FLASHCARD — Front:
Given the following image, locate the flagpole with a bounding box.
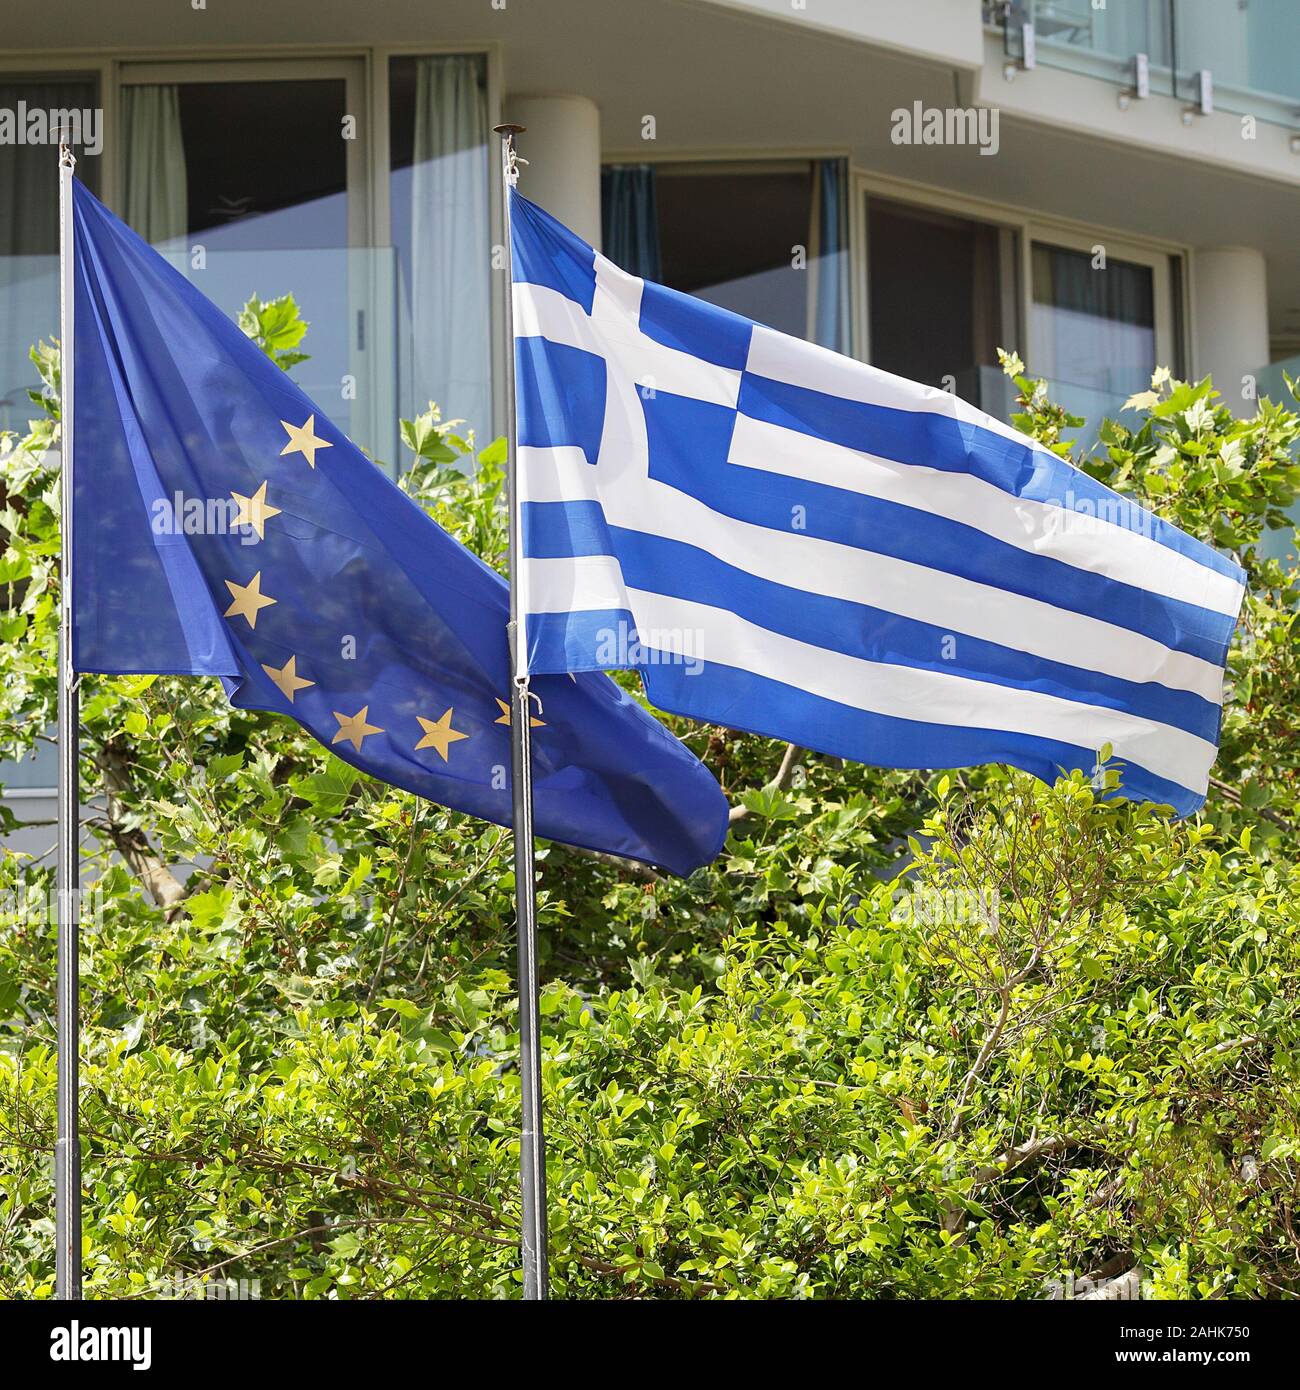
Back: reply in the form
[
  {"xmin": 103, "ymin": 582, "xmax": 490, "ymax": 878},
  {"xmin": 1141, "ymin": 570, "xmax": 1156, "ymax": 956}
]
[
  {"xmin": 495, "ymin": 123, "xmax": 548, "ymax": 1301},
  {"xmin": 54, "ymin": 137, "xmax": 82, "ymax": 1300}
]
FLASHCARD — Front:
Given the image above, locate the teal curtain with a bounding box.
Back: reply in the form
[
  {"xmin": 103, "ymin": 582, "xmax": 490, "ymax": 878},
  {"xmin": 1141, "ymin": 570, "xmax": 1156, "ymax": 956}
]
[
  {"xmin": 601, "ymin": 164, "xmax": 661, "ymax": 280},
  {"xmin": 809, "ymin": 158, "xmax": 850, "ymax": 355}
]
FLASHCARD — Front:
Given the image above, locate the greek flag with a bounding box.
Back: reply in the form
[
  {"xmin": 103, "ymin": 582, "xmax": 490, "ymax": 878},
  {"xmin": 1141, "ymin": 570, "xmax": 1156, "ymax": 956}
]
[{"xmin": 510, "ymin": 192, "xmax": 1246, "ymax": 814}]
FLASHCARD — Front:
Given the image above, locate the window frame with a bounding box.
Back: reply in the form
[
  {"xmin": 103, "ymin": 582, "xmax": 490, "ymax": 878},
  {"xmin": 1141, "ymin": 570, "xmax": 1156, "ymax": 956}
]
[
  {"xmin": 852, "ymin": 168, "xmax": 1187, "ymax": 384},
  {"xmin": 0, "ymin": 44, "xmax": 504, "ymax": 433},
  {"xmin": 117, "ymin": 56, "xmax": 371, "ymax": 247},
  {"xmin": 1024, "ymin": 222, "xmax": 1175, "ymax": 396},
  {"xmin": 0, "ymin": 46, "xmax": 501, "ymax": 795}
]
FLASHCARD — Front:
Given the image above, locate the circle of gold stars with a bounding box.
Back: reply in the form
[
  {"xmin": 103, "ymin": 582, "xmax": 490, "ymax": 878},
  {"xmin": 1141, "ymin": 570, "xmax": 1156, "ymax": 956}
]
[{"xmin": 205, "ymin": 413, "xmax": 547, "ymax": 769}]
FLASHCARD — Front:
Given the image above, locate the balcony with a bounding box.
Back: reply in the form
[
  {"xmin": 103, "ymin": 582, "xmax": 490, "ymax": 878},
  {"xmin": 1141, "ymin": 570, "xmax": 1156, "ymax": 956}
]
[{"xmin": 992, "ymin": 0, "xmax": 1300, "ymax": 129}]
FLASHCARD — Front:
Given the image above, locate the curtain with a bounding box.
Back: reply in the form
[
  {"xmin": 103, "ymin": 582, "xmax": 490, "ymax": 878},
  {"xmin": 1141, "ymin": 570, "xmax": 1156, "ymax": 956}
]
[
  {"xmin": 410, "ymin": 54, "xmax": 490, "ymax": 442},
  {"xmin": 121, "ymin": 85, "xmax": 188, "ymax": 247},
  {"xmin": 0, "ymin": 80, "xmax": 96, "ymax": 433},
  {"xmin": 1031, "ymin": 242, "xmax": 1155, "ymax": 396},
  {"xmin": 601, "ymin": 165, "xmax": 661, "ymax": 281},
  {"xmin": 807, "ymin": 158, "xmax": 850, "ymax": 355}
]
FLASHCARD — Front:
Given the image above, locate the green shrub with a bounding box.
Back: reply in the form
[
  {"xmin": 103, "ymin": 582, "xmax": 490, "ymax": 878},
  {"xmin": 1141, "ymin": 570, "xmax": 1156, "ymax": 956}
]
[{"xmin": 0, "ymin": 325, "xmax": 1296, "ymax": 1299}]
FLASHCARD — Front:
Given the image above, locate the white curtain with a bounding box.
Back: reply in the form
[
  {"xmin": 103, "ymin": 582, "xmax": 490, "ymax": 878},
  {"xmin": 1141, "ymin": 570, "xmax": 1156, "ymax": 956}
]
[
  {"xmin": 121, "ymin": 85, "xmax": 188, "ymax": 248},
  {"xmin": 411, "ymin": 55, "xmax": 491, "ymax": 442}
]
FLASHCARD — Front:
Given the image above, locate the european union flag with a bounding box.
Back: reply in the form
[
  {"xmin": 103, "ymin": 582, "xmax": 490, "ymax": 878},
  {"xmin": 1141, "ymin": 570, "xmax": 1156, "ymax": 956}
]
[{"xmin": 70, "ymin": 181, "xmax": 728, "ymax": 876}]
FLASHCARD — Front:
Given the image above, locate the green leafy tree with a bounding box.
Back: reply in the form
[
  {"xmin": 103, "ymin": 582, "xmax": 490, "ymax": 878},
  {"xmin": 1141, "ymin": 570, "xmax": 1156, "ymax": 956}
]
[{"xmin": 0, "ymin": 317, "xmax": 1295, "ymax": 1299}]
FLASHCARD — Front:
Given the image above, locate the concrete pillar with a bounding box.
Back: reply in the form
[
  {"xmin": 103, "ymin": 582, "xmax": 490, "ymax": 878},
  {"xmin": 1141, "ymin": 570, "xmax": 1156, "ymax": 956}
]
[
  {"xmin": 1192, "ymin": 247, "xmax": 1269, "ymax": 413},
  {"xmin": 505, "ymin": 95, "xmax": 602, "ymax": 250}
]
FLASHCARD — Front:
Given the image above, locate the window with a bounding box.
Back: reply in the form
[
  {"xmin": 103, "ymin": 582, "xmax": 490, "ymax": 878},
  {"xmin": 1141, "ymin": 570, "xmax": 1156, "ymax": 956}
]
[
  {"xmin": 865, "ymin": 197, "xmax": 1017, "ymax": 411},
  {"xmin": 1026, "ymin": 231, "xmax": 1175, "ymax": 437},
  {"xmin": 168, "ymin": 79, "xmax": 350, "ymax": 251},
  {"xmin": 117, "ymin": 61, "xmax": 384, "ymax": 456},
  {"xmin": 658, "ymin": 166, "xmax": 811, "ymax": 337},
  {"xmin": 602, "ymin": 159, "xmax": 852, "ymax": 354},
  {"xmin": 0, "ymin": 74, "xmax": 102, "ymax": 435},
  {"xmin": 1031, "ymin": 242, "xmax": 1156, "ymax": 414},
  {"xmin": 859, "ymin": 180, "xmax": 1181, "ymax": 440}
]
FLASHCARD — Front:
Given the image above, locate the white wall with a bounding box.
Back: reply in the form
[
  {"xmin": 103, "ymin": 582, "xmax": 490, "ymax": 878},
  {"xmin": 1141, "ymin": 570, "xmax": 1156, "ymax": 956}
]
[{"xmin": 505, "ymin": 95, "xmax": 602, "ymax": 249}]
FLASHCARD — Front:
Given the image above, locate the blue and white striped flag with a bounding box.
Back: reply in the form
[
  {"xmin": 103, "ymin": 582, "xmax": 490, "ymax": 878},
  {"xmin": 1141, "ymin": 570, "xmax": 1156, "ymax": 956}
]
[{"xmin": 510, "ymin": 192, "xmax": 1246, "ymax": 814}]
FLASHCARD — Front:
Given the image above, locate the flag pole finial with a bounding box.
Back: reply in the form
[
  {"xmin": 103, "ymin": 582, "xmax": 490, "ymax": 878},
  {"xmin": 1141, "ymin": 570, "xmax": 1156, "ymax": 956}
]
[{"xmin": 493, "ymin": 123, "xmax": 528, "ymax": 189}]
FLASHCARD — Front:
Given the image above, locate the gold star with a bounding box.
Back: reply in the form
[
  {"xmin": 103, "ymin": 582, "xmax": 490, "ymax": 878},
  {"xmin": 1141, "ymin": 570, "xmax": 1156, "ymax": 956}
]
[
  {"xmin": 331, "ymin": 705, "xmax": 384, "ymax": 752},
  {"xmin": 230, "ymin": 481, "xmax": 281, "ymax": 540},
  {"xmin": 223, "ymin": 571, "xmax": 277, "ymax": 629},
  {"xmin": 414, "ymin": 708, "xmax": 469, "ymax": 761},
  {"xmin": 494, "ymin": 696, "xmax": 545, "ymax": 728},
  {"xmin": 261, "ymin": 654, "xmax": 314, "ymax": 703},
  {"xmin": 279, "ymin": 414, "xmax": 332, "ymax": 469}
]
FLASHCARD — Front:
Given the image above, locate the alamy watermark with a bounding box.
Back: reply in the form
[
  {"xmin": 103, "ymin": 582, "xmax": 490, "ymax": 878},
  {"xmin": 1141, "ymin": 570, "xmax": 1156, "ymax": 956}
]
[
  {"xmin": 0, "ymin": 102, "xmax": 103, "ymax": 156},
  {"xmin": 0, "ymin": 887, "xmax": 108, "ymax": 932},
  {"xmin": 891, "ymin": 101, "xmax": 1000, "ymax": 157},
  {"xmin": 151, "ymin": 492, "xmax": 260, "ymax": 545},
  {"xmin": 1041, "ymin": 487, "xmax": 1157, "ymax": 541},
  {"xmin": 593, "ymin": 619, "xmax": 706, "ymax": 676},
  {"xmin": 890, "ymin": 884, "xmax": 1000, "ymax": 929}
]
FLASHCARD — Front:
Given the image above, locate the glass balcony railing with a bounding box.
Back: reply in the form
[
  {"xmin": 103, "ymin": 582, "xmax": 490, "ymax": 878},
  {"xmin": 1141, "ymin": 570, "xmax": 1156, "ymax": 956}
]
[
  {"xmin": 993, "ymin": 0, "xmax": 1300, "ymax": 128},
  {"xmin": 0, "ymin": 246, "xmax": 407, "ymax": 468}
]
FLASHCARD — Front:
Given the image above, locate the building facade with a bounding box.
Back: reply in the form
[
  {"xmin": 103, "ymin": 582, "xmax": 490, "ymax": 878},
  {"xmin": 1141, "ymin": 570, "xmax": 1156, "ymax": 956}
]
[{"xmin": 3, "ymin": 0, "xmax": 1300, "ymax": 809}]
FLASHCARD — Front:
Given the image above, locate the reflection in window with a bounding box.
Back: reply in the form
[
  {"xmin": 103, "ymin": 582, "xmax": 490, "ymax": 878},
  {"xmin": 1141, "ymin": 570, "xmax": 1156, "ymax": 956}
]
[
  {"xmin": 120, "ymin": 78, "xmax": 361, "ymax": 448},
  {"xmin": 1028, "ymin": 0, "xmax": 1172, "ymax": 66},
  {"xmin": 0, "ymin": 76, "xmax": 101, "ymax": 434},
  {"xmin": 867, "ymin": 198, "xmax": 1015, "ymax": 412},
  {"xmin": 608, "ymin": 160, "xmax": 851, "ymax": 355},
  {"xmin": 389, "ymin": 54, "xmax": 492, "ymax": 448},
  {"xmin": 1174, "ymin": 0, "xmax": 1300, "ymax": 106},
  {"xmin": 1031, "ymin": 242, "xmax": 1155, "ymax": 401}
]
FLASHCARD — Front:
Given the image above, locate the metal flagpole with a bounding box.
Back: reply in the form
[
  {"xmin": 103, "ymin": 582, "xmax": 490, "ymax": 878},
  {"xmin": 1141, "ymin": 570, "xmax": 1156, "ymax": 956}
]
[
  {"xmin": 494, "ymin": 123, "xmax": 548, "ymax": 1301},
  {"xmin": 55, "ymin": 136, "xmax": 82, "ymax": 1300}
]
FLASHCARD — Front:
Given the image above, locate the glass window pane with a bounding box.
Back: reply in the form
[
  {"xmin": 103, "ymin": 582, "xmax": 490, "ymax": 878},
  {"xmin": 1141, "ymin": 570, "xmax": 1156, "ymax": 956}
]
[
  {"xmin": 867, "ymin": 197, "xmax": 1009, "ymax": 410},
  {"xmin": 0, "ymin": 76, "xmax": 101, "ymax": 435},
  {"xmin": 655, "ymin": 168, "xmax": 811, "ymax": 338},
  {"xmin": 119, "ymin": 77, "xmax": 366, "ymax": 450},
  {"xmin": 1030, "ymin": 1, "xmax": 1173, "ymax": 67},
  {"xmin": 1031, "ymin": 241, "xmax": 1155, "ymax": 400},
  {"xmin": 173, "ymin": 79, "xmax": 348, "ymax": 250},
  {"xmin": 1174, "ymin": 0, "xmax": 1300, "ymax": 107}
]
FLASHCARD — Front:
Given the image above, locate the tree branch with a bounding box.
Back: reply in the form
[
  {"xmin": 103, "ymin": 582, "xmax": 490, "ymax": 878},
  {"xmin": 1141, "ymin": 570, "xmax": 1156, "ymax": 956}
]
[
  {"xmin": 729, "ymin": 743, "xmax": 804, "ymax": 824},
  {"xmin": 94, "ymin": 744, "xmax": 188, "ymax": 913}
]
